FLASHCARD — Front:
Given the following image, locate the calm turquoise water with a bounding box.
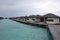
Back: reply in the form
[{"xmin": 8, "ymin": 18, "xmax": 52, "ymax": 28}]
[{"xmin": 0, "ymin": 19, "xmax": 53, "ymax": 40}]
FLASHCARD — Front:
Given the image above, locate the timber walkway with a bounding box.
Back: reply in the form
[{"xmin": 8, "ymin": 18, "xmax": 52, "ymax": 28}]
[{"xmin": 48, "ymin": 25, "xmax": 60, "ymax": 40}]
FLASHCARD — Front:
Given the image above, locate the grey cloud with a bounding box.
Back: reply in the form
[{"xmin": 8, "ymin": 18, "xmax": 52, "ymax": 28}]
[{"xmin": 0, "ymin": 0, "xmax": 60, "ymax": 17}]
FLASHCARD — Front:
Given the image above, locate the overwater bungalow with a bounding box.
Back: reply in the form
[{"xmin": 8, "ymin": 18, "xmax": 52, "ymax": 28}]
[
  {"xmin": 43, "ymin": 13, "xmax": 60, "ymax": 24},
  {"xmin": 26, "ymin": 15, "xmax": 41, "ymax": 23},
  {"xmin": 10, "ymin": 13, "xmax": 60, "ymax": 24},
  {"xmin": 23, "ymin": 13, "xmax": 60, "ymax": 24},
  {"xmin": 9, "ymin": 16, "xmax": 28, "ymax": 21}
]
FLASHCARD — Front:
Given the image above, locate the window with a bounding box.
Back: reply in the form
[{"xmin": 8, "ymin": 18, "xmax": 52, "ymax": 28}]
[
  {"xmin": 47, "ymin": 19, "xmax": 53, "ymax": 22},
  {"xmin": 32, "ymin": 19, "xmax": 35, "ymax": 21},
  {"xmin": 27, "ymin": 18, "xmax": 29, "ymax": 20}
]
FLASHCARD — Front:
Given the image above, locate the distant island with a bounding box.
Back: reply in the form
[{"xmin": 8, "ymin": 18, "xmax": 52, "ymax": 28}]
[{"xmin": 0, "ymin": 17, "xmax": 4, "ymax": 19}]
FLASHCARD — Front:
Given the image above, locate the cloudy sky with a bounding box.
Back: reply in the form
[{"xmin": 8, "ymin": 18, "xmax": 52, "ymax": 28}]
[{"xmin": 0, "ymin": 0, "xmax": 60, "ymax": 17}]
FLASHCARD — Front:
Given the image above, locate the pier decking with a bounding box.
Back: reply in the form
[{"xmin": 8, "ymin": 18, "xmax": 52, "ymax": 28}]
[{"xmin": 48, "ymin": 25, "xmax": 60, "ymax": 40}]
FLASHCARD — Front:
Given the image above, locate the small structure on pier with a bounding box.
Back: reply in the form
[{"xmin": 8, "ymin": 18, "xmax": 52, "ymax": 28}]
[
  {"xmin": 43, "ymin": 13, "xmax": 60, "ymax": 24},
  {"xmin": 9, "ymin": 13, "xmax": 60, "ymax": 24},
  {"xmin": 26, "ymin": 15, "xmax": 41, "ymax": 23}
]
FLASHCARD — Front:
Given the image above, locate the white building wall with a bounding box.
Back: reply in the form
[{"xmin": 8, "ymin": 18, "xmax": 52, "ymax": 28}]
[
  {"xmin": 26, "ymin": 18, "xmax": 36, "ymax": 23},
  {"xmin": 46, "ymin": 18, "xmax": 59, "ymax": 24}
]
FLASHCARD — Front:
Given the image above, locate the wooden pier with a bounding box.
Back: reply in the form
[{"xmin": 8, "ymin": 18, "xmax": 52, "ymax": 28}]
[{"xmin": 48, "ymin": 25, "xmax": 60, "ymax": 40}]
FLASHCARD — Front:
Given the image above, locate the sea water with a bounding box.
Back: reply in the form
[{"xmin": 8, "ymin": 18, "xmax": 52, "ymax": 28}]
[{"xmin": 0, "ymin": 19, "xmax": 53, "ymax": 40}]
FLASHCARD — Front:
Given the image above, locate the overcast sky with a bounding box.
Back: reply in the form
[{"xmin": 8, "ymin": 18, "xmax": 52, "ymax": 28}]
[{"xmin": 0, "ymin": 0, "xmax": 60, "ymax": 17}]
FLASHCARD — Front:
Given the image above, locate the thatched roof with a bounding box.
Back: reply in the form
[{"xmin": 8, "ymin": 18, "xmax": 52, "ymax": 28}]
[
  {"xmin": 44, "ymin": 13, "xmax": 60, "ymax": 18},
  {"xmin": 28, "ymin": 15, "xmax": 42, "ymax": 18}
]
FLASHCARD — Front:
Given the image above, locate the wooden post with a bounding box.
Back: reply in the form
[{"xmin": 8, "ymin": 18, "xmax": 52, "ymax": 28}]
[{"xmin": 44, "ymin": 18, "xmax": 46, "ymax": 23}]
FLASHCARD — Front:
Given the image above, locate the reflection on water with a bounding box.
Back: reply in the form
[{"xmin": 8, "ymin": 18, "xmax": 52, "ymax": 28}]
[{"xmin": 0, "ymin": 19, "xmax": 53, "ymax": 40}]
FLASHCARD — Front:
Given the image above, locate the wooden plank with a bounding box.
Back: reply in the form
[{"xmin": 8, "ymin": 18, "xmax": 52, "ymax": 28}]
[{"xmin": 48, "ymin": 25, "xmax": 60, "ymax": 40}]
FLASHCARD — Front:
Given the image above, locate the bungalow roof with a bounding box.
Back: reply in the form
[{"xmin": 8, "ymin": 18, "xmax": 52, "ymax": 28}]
[
  {"xmin": 43, "ymin": 13, "xmax": 60, "ymax": 18},
  {"xmin": 28, "ymin": 15, "xmax": 42, "ymax": 18}
]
